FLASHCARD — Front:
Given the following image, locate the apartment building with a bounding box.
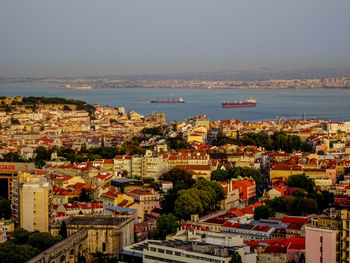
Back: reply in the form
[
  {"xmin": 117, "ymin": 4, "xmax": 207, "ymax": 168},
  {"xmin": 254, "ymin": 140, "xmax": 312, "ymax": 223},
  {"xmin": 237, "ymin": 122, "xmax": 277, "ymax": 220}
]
[
  {"xmin": 142, "ymin": 150, "xmax": 167, "ymax": 179},
  {"xmin": 15, "ymin": 173, "xmax": 53, "ymax": 232},
  {"xmin": 305, "ymin": 209, "xmax": 350, "ymax": 263}
]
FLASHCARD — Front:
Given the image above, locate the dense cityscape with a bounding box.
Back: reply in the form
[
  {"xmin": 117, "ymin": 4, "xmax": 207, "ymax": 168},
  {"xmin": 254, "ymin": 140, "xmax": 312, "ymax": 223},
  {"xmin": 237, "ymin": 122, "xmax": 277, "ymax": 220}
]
[
  {"xmin": 3, "ymin": 76, "xmax": 350, "ymax": 90},
  {"xmin": 1, "ymin": 0, "xmax": 350, "ymax": 262},
  {"xmin": 0, "ymin": 95, "xmax": 349, "ymax": 262}
]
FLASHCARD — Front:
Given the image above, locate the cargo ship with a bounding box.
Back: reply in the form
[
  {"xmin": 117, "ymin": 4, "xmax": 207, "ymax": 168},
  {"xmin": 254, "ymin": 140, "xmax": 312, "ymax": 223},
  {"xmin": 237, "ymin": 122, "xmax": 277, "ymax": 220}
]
[
  {"xmin": 150, "ymin": 97, "xmax": 185, "ymax": 103},
  {"xmin": 222, "ymin": 98, "xmax": 257, "ymax": 108}
]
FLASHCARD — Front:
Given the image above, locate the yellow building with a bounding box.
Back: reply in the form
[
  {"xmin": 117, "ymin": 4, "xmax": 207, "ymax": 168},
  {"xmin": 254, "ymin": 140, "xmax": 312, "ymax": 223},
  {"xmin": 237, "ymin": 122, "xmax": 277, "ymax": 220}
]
[
  {"xmin": 187, "ymin": 133, "xmax": 204, "ymax": 143},
  {"xmin": 19, "ymin": 174, "xmax": 53, "ymax": 232},
  {"xmin": 336, "ymin": 164, "xmax": 344, "ymax": 176},
  {"xmin": 269, "ymin": 163, "xmax": 303, "ymax": 181}
]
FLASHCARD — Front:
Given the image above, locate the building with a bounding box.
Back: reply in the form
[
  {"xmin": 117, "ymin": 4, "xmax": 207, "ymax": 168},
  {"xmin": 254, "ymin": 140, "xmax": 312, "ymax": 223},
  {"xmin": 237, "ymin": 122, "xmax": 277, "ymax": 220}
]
[
  {"xmin": 142, "ymin": 150, "xmax": 167, "ymax": 179},
  {"xmin": 231, "ymin": 179, "xmax": 256, "ymax": 204},
  {"xmin": 114, "ymin": 155, "xmax": 132, "ymax": 175},
  {"xmin": 51, "ymin": 214, "xmax": 135, "ymax": 260},
  {"xmin": 218, "ymin": 181, "xmax": 240, "ymax": 209},
  {"xmin": 0, "ymin": 162, "xmax": 35, "ymax": 199},
  {"xmin": 127, "ymin": 188, "xmax": 160, "ymax": 221},
  {"xmin": 221, "ymin": 222, "xmax": 274, "ymax": 241},
  {"xmin": 304, "ymin": 209, "xmax": 350, "ymax": 263},
  {"xmin": 0, "ymin": 219, "xmax": 14, "ymax": 243},
  {"xmin": 121, "ymin": 238, "xmax": 256, "ymax": 263},
  {"xmin": 245, "ymin": 237, "xmax": 305, "ymax": 263},
  {"xmin": 15, "ymin": 173, "xmax": 53, "ymax": 232}
]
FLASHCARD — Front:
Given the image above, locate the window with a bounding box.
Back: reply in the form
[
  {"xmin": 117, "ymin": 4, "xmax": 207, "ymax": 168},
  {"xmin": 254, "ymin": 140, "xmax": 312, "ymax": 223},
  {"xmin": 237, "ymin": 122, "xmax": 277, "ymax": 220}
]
[
  {"xmin": 166, "ymin": 250, "xmax": 172, "ymax": 255},
  {"xmin": 102, "ymin": 242, "xmax": 106, "ymax": 252},
  {"xmin": 175, "ymin": 251, "xmax": 181, "ymax": 256},
  {"xmin": 158, "ymin": 248, "xmax": 164, "ymax": 253}
]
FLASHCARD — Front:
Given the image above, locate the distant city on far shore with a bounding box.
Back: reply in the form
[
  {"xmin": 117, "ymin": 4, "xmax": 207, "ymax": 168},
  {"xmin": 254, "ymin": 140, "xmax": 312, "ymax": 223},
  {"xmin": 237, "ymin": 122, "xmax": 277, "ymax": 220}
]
[{"xmin": 2, "ymin": 68, "xmax": 350, "ymax": 90}]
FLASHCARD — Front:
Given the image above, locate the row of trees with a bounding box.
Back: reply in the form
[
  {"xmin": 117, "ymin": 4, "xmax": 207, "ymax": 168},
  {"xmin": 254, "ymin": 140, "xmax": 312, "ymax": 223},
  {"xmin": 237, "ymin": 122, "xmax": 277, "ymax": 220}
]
[
  {"xmin": 21, "ymin": 97, "xmax": 96, "ymax": 115},
  {"xmin": 33, "ymin": 138, "xmax": 147, "ymax": 167},
  {"xmin": 0, "ymin": 228, "xmax": 63, "ymax": 263},
  {"xmin": 213, "ymin": 131, "xmax": 313, "ymax": 153},
  {"xmin": 211, "ymin": 166, "xmax": 262, "ymax": 185},
  {"xmin": 268, "ymin": 174, "xmax": 334, "ymax": 216}
]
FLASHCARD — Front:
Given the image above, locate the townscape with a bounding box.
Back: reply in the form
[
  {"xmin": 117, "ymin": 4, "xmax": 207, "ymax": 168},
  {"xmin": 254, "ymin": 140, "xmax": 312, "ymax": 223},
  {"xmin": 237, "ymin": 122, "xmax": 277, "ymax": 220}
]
[
  {"xmin": 0, "ymin": 96, "xmax": 349, "ymax": 262},
  {"xmin": 13, "ymin": 76, "xmax": 350, "ymax": 90}
]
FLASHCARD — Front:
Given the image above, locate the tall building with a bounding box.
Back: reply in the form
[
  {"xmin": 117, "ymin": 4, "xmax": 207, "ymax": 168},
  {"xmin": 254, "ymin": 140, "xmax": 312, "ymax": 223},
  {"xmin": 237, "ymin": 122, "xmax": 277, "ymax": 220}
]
[
  {"xmin": 0, "ymin": 162, "xmax": 35, "ymax": 200},
  {"xmin": 12, "ymin": 172, "xmax": 53, "ymax": 232},
  {"xmin": 305, "ymin": 209, "xmax": 350, "ymax": 263}
]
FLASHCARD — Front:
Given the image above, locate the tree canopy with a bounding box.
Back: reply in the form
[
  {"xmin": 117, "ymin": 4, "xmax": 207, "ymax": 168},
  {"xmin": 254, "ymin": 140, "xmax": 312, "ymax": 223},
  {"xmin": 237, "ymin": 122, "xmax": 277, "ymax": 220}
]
[
  {"xmin": 229, "ymin": 251, "xmax": 242, "ymax": 263},
  {"xmin": 213, "ymin": 131, "xmax": 312, "ymax": 153},
  {"xmin": 254, "ymin": 205, "xmax": 275, "ymax": 220},
  {"xmin": 286, "ymin": 174, "xmax": 315, "ymax": 193},
  {"xmin": 173, "ymin": 178, "xmax": 226, "ymax": 219},
  {"xmin": 0, "ymin": 228, "xmax": 63, "ymax": 263},
  {"xmin": 151, "ymin": 214, "xmax": 181, "ymax": 240},
  {"xmin": 166, "ymin": 134, "xmax": 190, "ymax": 150},
  {"xmin": 268, "ymin": 189, "xmax": 334, "ymax": 216},
  {"xmin": 211, "ymin": 166, "xmax": 262, "ymax": 185}
]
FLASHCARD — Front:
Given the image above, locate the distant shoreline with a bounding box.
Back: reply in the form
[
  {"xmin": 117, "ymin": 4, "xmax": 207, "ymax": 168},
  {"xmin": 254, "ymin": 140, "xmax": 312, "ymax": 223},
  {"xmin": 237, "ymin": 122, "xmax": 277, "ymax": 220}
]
[{"xmin": 54, "ymin": 86, "xmax": 350, "ymax": 90}]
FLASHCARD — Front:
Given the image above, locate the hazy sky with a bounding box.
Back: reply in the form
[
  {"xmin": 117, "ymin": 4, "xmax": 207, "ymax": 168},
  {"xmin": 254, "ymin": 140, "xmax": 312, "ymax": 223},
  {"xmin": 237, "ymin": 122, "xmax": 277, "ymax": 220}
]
[{"xmin": 1, "ymin": 0, "xmax": 350, "ymax": 76}]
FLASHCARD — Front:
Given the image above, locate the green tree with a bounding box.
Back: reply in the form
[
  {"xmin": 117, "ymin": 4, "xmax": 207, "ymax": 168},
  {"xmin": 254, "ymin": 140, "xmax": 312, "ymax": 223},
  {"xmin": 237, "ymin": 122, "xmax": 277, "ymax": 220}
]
[
  {"xmin": 161, "ymin": 168, "xmax": 195, "ymax": 190},
  {"xmin": 1, "ymin": 152, "xmax": 25, "ymax": 162},
  {"xmin": 141, "ymin": 127, "xmax": 162, "ymax": 136},
  {"xmin": 79, "ymin": 188, "xmax": 92, "ymax": 202},
  {"xmin": 151, "ymin": 214, "xmax": 181, "ymax": 240},
  {"xmin": 229, "ymin": 251, "xmax": 242, "ymax": 263},
  {"xmin": 0, "ymin": 242, "xmax": 39, "ymax": 263},
  {"xmin": 287, "ymin": 174, "xmax": 315, "ymax": 193},
  {"xmin": 284, "ymin": 195, "xmax": 297, "ymax": 215},
  {"xmin": 59, "ymin": 221, "xmax": 67, "ymax": 238},
  {"xmin": 211, "ymin": 166, "xmax": 262, "ymax": 185},
  {"xmin": 13, "ymin": 228, "xmax": 30, "ymax": 245},
  {"xmin": 254, "ymin": 205, "xmax": 275, "ymax": 220},
  {"xmin": 166, "ymin": 135, "xmax": 190, "ymax": 150},
  {"xmin": 28, "ymin": 232, "xmax": 55, "ymax": 251},
  {"xmin": 268, "ymin": 197, "xmax": 286, "ymax": 213},
  {"xmin": 194, "ymin": 178, "xmax": 226, "ymax": 207},
  {"xmin": 34, "ymin": 146, "xmax": 52, "ymax": 167},
  {"xmin": 174, "ymin": 192, "xmax": 203, "ymax": 219},
  {"xmin": 121, "ymin": 170, "xmax": 128, "ymax": 177}
]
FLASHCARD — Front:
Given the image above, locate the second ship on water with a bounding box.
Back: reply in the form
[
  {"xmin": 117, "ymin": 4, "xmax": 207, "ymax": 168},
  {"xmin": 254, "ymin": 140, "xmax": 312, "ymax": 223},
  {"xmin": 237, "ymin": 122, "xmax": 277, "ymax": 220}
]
[
  {"xmin": 150, "ymin": 97, "xmax": 185, "ymax": 103},
  {"xmin": 222, "ymin": 98, "xmax": 257, "ymax": 108}
]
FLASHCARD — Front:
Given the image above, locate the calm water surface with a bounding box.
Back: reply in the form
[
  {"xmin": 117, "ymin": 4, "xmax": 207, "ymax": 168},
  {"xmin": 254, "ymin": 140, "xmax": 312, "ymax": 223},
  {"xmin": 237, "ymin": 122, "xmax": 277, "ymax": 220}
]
[{"xmin": 0, "ymin": 83, "xmax": 349, "ymax": 122}]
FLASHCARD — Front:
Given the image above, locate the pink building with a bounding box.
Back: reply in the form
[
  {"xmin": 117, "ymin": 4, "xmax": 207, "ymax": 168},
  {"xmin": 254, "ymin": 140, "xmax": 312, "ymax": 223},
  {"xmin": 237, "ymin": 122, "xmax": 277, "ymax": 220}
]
[
  {"xmin": 306, "ymin": 226, "xmax": 337, "ymax": 263},
  {"xmin": 127, "ymin": 188, "xmax": 160, "ymax": 220},
  {"xmin": 326, "ymin": 166, "xmax": 337, "ymax": 183}
]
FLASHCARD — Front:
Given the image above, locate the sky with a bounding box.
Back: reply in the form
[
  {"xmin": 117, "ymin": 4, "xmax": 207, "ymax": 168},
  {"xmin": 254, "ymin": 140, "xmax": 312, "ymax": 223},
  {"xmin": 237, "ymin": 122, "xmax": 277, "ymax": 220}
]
[{"xmin": 0, "ymin": 0, "xmax": 350, "ymax": 76}]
